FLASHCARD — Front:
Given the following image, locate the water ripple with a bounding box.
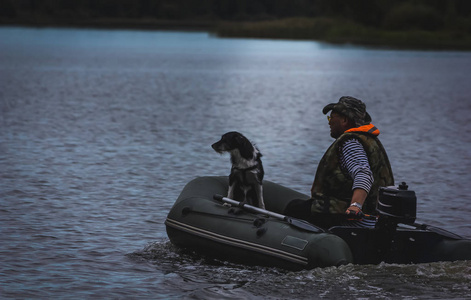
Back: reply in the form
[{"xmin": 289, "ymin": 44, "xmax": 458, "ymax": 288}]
[{"xmin": 1, "ymin": 27, "xmax": 470, "ymax": 299}]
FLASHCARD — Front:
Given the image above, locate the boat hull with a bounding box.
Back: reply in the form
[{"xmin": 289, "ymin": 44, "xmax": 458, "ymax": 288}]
[
  {"xmin": 166, "ymin": 176, "xmax": 471, "ymax": 269},
  {"xmin": 166, "ymin": 176, "xmax": 353, "ymax": 270}
]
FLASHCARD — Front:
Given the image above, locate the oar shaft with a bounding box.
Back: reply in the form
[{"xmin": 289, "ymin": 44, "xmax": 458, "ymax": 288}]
[
  {"xmin": 218, "ymin": 195, "xmax": 287, "ymax": 220},
  {"xmin": 214, "ymin": 194, "xmax": 324, "ymax": 233}
]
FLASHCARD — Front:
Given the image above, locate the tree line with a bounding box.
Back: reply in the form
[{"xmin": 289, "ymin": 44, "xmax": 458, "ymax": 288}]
[{"xmin": 1, "ymin": 0, "xmax": 470, "ymax": 32}]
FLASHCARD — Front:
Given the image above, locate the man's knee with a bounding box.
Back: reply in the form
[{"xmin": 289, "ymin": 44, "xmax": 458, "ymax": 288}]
[{"xmin": 284, "ymin": 198, "xmax": 313, "ymax": 220}]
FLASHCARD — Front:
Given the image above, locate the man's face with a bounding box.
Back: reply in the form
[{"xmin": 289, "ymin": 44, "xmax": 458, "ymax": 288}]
[{"xmin": 328, "ymin": 111, "xmax": 348, "ymax": 139}]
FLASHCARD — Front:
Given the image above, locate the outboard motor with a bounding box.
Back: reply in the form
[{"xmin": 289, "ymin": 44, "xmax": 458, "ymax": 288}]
[
  {"xmin": 376, "ymin": 182, "xmax": 417, "ymax": 227},
  {"xmin": 375, "ymin": 182, "xmax": 417, "ymax": 257}
]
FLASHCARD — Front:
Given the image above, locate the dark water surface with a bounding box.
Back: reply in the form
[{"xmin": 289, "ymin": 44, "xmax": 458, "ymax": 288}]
[{"xmin": 1, "ymin": 27, "xmax": 470, "ymax": 299}]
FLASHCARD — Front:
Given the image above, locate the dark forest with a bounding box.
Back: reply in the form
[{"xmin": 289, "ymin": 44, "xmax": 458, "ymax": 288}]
[{"xmin": 1, "ymin": 0, "xmax": 470, "ymax": 49}]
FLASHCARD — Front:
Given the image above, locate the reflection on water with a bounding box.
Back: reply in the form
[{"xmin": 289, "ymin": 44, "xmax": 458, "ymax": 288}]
[{"xmin": 1, "ymin": 27, "xmax": 470, "ymax": 298}]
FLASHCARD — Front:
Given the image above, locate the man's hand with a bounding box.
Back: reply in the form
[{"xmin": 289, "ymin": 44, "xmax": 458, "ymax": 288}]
[
  {"xmin": 345, "ymin": 205, "xmax": 365, "ymax": 219},
  {"xmin": 345, "ymin": 205, "xmax": 362, "ymax": 214}
]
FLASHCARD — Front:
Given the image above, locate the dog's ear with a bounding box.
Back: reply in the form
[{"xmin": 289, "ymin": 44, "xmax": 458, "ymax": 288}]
[{"xmin": 237, "ymin": 136, "xmax": 255, "ymax": 160}]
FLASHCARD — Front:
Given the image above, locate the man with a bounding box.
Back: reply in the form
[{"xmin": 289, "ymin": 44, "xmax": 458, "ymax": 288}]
[{"xmin": 285, "ymin": 96, "xmax": 394, "ymax": 227}]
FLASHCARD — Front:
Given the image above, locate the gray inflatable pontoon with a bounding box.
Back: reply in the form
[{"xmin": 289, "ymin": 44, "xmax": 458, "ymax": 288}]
[{"xmin": 165, "ymin": 176, "xmax": 471, "ymax": 270}]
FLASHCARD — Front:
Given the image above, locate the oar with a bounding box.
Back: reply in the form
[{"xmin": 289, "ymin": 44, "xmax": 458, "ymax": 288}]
[{"xmin": 213, "ymin": 194, "xmax": 325, "ymax": 233}]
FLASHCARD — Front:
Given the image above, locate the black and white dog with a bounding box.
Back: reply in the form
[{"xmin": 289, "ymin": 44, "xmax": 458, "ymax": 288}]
[{"xmin": 212, "ymin": 132, "xmax": 265, "ymax": 209}]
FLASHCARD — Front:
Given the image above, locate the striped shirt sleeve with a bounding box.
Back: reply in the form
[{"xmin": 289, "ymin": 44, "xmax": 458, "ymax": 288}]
[{"xmin": 339, "ymin": 138, "xmax": 374, "ymax": 193}]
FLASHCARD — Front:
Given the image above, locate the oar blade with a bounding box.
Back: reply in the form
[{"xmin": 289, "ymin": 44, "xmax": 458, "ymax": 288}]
[{"xmin": 286, "ymin": 217, "xmax": 325, "ymax": 233}]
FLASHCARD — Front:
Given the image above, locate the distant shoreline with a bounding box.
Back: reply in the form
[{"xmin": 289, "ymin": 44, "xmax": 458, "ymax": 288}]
[
  {"xmin": 2, "ymin": 17, "xmax": 470, "ymax": 51},
  {"xmin": 0, "ymin": 18, "xmax": 216, "ymax": 32}
]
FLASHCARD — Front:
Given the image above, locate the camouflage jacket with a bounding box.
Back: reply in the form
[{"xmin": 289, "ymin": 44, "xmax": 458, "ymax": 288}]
[{"xmin": 311, "ymin": 124, "xmax": 394, "ymax": 214}]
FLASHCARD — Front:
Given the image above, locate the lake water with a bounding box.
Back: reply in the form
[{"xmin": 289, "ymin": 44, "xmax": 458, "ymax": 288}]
[{"xmin": 1, "ymin": 27, "xmax": 470, "ymax": 299}]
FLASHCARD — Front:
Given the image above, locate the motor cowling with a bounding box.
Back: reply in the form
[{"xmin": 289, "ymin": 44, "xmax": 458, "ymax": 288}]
[{"xmin": 377, "ymin": 182, "xmax": 417, "ymax": 224}]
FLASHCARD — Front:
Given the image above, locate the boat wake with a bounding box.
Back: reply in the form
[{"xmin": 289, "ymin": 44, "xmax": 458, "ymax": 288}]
[{"xmin": 127, "ymin": 239, "xmax": 471, "ymax": 299}]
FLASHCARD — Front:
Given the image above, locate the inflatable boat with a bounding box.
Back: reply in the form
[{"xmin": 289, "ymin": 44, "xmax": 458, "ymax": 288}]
[{"xmin": 165, "ymin": 176, "xmax": 471, "ymax": 270}]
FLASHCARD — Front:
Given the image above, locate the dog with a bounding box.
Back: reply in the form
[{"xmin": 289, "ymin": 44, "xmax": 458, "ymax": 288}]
[{"xmin": 212, "ymin": 131, "xmax": 265, "ymax": 209}]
